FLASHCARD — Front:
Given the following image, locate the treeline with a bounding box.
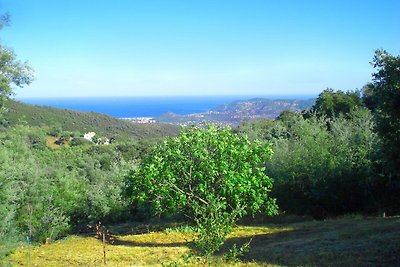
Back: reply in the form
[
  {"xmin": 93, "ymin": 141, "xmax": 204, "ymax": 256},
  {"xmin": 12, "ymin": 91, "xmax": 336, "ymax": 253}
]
[
  {"xmin": 235, "ymin": 82, "xmax": 399, "ymax": 217},
  {"xmin": 236, "ymin": 104, "xmax": 380, "ymax": 217}
]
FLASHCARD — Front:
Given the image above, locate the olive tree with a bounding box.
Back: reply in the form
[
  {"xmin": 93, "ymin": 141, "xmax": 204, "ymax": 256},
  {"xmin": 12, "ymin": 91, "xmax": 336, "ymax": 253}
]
[
  {"xmin": 0, "ymin": 14, "xmax": 34, "ymax": 111},
  {"xmin": 368, "ymin": 49, "xmax": 400, "ymax": 212},
  {"xmin": 127, "ymin": 125, "xmax": 277, "ymax": 255}
]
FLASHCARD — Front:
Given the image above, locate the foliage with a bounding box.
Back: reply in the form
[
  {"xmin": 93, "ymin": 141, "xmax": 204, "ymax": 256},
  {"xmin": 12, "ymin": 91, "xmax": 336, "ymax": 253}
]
[
  {"xmin": 237, "ymin": 108, "xmax": 380, "ymax": 216},
  {"xmin": 70, "ymin": 136, "xmax": 91, "ymax": 146},
  {"xmin": 127, "ymin": 125, "xmax": 277, "ymax": 255},
  {"xmin": 192, "ymin": 196, "xmax": 241, "ymax": 255},
  {"xmin": 368, "ymin": 49, "xmax": 400, "ymax": 212},
  {"xmin": 0, "ymin": 125, "xmax": 135, "ymax": 243},
  {"xmin": 223, "ymin": 239, "xmax": 251, "ymax": 263},
  {"xmin": 115, "ymin": 139, "xmax": 158, "ymax": 162},
  {"xmin": 308, "ymin": 88, "xmax": 364, "ymax": 118},
  {"xmin": 0, "ymin": 15, "xmax": 34, "ymax": 112},
  {"xmin": 361, "ymin": 83, "xmax": 378, "ymax": 111}
]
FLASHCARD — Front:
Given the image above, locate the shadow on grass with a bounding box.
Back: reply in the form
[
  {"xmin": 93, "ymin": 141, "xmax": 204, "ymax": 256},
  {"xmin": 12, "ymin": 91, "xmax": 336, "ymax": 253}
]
[
  {"xmin": 79, "ymin": 220, "xmax": 185, "ymax": 238},
  {"xmin": 108, "ymin": 221, "xmax": 186, "ymax": 235},
  {"xmin": 108, "ymin": 217, "xmax": 400, "ymax": 267},
  {"xmin": 221, "ymin": 217, "xmax": 400, "ymax": 267},
  {"xmin": 112, "ymin": 238, "xmax": 190, "ymax": 248}
]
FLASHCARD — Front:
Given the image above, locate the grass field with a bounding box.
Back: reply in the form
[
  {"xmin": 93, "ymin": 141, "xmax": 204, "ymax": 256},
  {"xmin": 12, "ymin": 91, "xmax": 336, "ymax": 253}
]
[{"xmin": 5, "ymin": 216, "xmax": 400, "ymax": 266}]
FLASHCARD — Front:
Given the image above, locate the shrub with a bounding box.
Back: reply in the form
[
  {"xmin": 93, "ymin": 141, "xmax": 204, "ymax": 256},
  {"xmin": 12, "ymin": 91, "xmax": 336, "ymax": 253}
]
[{"xmin": 127, "ymin": 125, "xmax": 277, "ymax": 255}]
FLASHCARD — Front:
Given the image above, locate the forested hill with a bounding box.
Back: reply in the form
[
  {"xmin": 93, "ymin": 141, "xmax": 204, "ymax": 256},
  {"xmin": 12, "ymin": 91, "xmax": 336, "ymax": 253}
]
[{"xmin": 2, "ymin": 99, "xmax": 180, "ymax": 140}]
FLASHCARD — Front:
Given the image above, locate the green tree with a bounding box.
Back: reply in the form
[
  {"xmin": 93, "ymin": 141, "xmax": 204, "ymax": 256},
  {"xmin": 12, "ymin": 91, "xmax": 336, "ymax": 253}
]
[
  {"xmin": 0, "ymin": 14, "xmax": 34, "ymax": 111},
  {"xmin": 237, "ymin": 109, "xmax": 380, "ymax": 217},
  {"xmin": 369, "ymin": 49, "xmax": 400, "ymax": 212},
  {"xmin": 310, "ymin": 88, "xmax": 364, "ymax": 118},
  {"xmin": 361, "ymin": 83, "xmax": 378, "ymax": 111},
  {"xmin": 127, "ymin": 125, "xmax": 277, "ymax": 255}
]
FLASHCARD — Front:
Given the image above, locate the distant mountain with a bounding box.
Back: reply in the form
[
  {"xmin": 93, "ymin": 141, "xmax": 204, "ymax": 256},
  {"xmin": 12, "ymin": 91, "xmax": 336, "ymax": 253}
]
[
  {"xmin": 156, "ymin": 98, "xmax": 315, "ymax": 125},
  {"xmin": 2, "ymin": 99, "xmax": 180, "ymax": 140},
  {"xmin": 211, "ymin": 98, "xmax": 315, "ymax": 116}
]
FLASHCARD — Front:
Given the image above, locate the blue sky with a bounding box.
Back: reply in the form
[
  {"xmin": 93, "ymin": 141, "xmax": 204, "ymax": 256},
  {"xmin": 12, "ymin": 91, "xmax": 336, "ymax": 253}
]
[{"xmin": 0, "ymin": 0, "xmax": 399, "ymax": 97}]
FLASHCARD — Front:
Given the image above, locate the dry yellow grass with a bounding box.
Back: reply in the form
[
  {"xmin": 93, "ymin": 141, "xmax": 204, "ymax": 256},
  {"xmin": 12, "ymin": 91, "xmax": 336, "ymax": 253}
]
[
  {"xmin": 7, "ymin": 226, "xmax": 287, "ymax": 267},
  {"xmin": 9, "ymin": 233, "xmax": 190, "ymax": 267},
  {"xmin": 6, "ymin": 217, "xmax": 400, "ymax": 266}
]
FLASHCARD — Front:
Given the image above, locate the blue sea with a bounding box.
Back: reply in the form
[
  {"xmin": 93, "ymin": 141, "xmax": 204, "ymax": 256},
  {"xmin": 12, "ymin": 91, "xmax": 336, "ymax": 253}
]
[{"xmin": 16, "ymin": 95, "xmax": 316, "ymax": 118}]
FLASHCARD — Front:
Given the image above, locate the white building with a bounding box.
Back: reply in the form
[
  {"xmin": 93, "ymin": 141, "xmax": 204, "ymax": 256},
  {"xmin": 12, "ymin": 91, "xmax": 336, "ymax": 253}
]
[{"xmin": 83, "ymin": 132, "xmax": 96, "ymax": 141}]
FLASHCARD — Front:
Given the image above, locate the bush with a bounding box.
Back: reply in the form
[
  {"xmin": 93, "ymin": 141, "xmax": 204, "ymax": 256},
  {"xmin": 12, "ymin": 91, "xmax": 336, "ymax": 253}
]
[
  {"xmin": 70, "ymin": 136, "xmax": 91, "ymax": 146},
  {"xmin": 267, "ymin": 109, "xmax": 379, "ymax": 216},
  {"xmin": 127, "ymin": 125, "xmax": 277, "ymax": 255}
]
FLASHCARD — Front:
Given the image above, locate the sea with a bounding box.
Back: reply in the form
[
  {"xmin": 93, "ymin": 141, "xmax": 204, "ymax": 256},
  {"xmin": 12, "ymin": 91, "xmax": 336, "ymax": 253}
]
[{"xmin": 16, "ymin": 95, "xmax": 316, "ymax": 118}]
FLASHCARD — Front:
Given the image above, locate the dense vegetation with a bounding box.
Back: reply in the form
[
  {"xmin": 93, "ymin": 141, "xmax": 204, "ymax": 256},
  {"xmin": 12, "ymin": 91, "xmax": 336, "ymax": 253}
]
[
  {"xmin": 236, "ymin": 107, "xmax": 380, "ymax": 217},
  {"xmin": 0, "ymin": 126, "xmax": 132, "ymax": 242}
]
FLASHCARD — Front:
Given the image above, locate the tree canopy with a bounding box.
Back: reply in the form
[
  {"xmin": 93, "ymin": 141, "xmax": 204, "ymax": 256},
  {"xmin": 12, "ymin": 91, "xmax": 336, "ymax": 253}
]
[
  {"xmin": 368, "ymin": 49, "xmax": 400, "ymax": 211},
  {"xmin": 369, "ymin": 49, "xmax": 400, "ymax": 154},
  {"xmin": 310, "ymin": 88, "xmax": 364, "ymax": 118},
  {"xmin": 0, "ymin": 14, "xmax": 34, "ymax": 111},
  {"xmin": 127, "ymin": 125, "xmax": 277, "ymax": 255}
]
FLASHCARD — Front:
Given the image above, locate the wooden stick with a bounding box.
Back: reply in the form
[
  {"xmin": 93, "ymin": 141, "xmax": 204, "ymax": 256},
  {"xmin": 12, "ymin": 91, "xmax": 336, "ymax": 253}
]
[{"xmin": 103, "ymin": 230, "xmax": 106, "ymax": 265}]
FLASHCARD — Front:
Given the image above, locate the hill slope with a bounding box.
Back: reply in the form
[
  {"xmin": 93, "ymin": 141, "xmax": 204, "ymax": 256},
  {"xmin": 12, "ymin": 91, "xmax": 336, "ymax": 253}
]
[{"xmin": 2, "ymin": 99, "xmax": 180, "ymax": 140}]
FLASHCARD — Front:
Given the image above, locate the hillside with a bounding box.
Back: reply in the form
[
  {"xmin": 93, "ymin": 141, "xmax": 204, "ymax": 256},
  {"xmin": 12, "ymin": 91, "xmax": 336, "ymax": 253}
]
[
  {"xmin": 156, "ymin": 98, "xmax": 315, "ymax": 125},
  {"xmin": 2, "ymin": 99, "xmax": 180, "ymax": 140}
]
